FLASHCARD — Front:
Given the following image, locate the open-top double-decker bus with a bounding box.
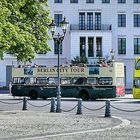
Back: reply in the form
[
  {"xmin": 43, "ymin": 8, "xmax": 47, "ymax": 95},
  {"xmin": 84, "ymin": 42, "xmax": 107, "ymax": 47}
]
[{"xmin": 11, "ymin": 61, "xmax": 125, "ymax": 100}]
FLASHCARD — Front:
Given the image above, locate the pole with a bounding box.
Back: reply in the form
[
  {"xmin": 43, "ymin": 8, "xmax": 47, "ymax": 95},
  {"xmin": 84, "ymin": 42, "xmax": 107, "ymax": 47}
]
[{"xmin": 56, "ymin": 34, "xmax": 62, "ymax": 113}]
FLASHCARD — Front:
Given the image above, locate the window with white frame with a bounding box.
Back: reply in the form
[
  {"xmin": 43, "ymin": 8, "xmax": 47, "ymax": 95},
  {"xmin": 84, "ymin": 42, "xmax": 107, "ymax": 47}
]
[
  {"xmin": 80, "ymin": 37, "xmax": 86, "ymax": 57},
  {"xmin": 96, "ymin": 37, "xmax": 102, "ymax": 57},
  {"xmin": 118, "ymin": 14, "xmax": 126, "ymax": 27},
  {"xmin": 118, "ymin": 0, "xmax": 126, "ymax": 3},
  {"xmin": 118, "ymin": 38, "xmax": 126, "ymax": 54},
  {"xmin": 88, "ymin": 37, "xmax": 94, "ymax": 57},
  {"xmin": 70, "ymin": 0, "xmax": 78, "ymax": 3},
  {"xmin": 54, "ymin": 14, "xmax": 62, "ymax": 26},
  {"xmin": 79, "ymin": 13, "xmax": 85, "ymax": 30},
  {"xmin": 86, "ymin": 0, "xmax": 94, "ymax": 3},
  {"xmin": 134, "ymin": 14, "xmax": 140, "ymax": 27},
  {"xmin": 95, "ymin": 12, "xmax": 101, "ymax": 30},
  {"xmin": 134, "ymin": 38, "xmax": 140, "ymax": 54},
  {"xmin": 54, "ymin": 0, "xmax": 62, "ymax": 3},
  {"xmin": 87, "ymin": 13, "xmax": 93, "ymax": 30},
  {"xmin": 134, "ymin": 0, "xmax": 140, "ymax": 3},
  {"xmin": 102, "ymin": 0, "xmax": 110, "ymax": 3}
]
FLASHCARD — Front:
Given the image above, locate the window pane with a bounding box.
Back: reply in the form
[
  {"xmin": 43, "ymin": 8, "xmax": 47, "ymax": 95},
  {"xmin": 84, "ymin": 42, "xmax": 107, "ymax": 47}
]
[
  {"xmin": 54, "ymin": 0, "xmax": 62, "ymax": 3},
  {"xmin": 95, "ymin": 13, "xmax": 101, "ymax": 30},
  {"xmin": 86, "ymin": 0, "xmax": 94, "ymax": 3},
  {"xmin": 54, "ymin": 14, "xmax": 62, "ymax": 26},
  {"xmin": 134, "ymin": 38, "xmax": 140, "ymax": 54},
  {"xmin": 102, "ymin": 0, "xmax": 110, "ymax": 3},
  {"xmin": 118, "ymin": 0, "xmax": 126, "ymax": 3},
  {"xmin": 135, "ymin": 60, "xmax": 140, "ymax": 70},
  {"xmin": 134, "ymin": 14, "xmax": 140, "ymax": 27},
  {"xmin": 80, "ymin": 37, "xmax": 86, "ymax": 57},
  {"xmin": 98, "ymin": 77, "xmax": 113, "ymax": 85},
  {"xmin": 88, "ymin": 37, "xmax": 94, "ymax": 57},
  {"xmin": 118, "ymin": 14, "xmax": 126, "ymax": 27},
  {"xmin": 70, "ymin": 0, "xmax": 78, "ymax": 3},
  {"xmin": 134, "ymin": 0, "xmax": 140, "ymax": 3},
  {"xmin": 96, "ymin": 37, "xmax": 102, "ymax": 57},
  {"xmin": 118, "ymin": 38, "xmax": 126, "ymax": 54},
  {"xmin": 87, "ymin": 13, "xmax": 93, "ymax": 30},
  {"xmin": 79, "ymin": 13, "xmax": 85, "ymax": 30}
]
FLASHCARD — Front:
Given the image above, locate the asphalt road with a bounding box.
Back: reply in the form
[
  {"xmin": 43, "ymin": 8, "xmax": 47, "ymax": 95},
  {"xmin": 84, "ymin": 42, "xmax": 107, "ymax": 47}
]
[{"xmin": 0, "ymin": 94, "xmax": 140, "ymax": 119}]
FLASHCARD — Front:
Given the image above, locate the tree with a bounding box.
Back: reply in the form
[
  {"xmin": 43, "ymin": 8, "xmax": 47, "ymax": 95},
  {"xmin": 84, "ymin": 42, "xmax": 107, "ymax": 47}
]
[{"xmin": 0, "ymin": 0, "xmax": 51, "ymax": 62}]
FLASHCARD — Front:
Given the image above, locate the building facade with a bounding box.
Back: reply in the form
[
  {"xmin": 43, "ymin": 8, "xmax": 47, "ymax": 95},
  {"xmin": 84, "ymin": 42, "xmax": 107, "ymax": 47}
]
[{"xmin": 0, "ymin": 0, "xmax": 140, "ymax": 89}]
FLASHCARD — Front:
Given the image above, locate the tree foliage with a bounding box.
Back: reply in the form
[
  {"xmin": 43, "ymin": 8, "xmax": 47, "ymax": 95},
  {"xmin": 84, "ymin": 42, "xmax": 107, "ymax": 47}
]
[
  {"xmin": 71, "ymin": 56, "xmax": 88, "ymax": 64},
  {"xmin": 0, "ymin": 0, "xmax": 51, "ymax": 62}
]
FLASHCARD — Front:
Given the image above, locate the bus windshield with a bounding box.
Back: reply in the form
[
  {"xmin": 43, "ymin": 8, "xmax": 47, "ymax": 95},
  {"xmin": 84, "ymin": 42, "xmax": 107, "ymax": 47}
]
[
  {"xmin": 134, "ymin": 78, "xmax": 140, "ymax": 88},
  {"xmin": 135, "ymin": 60, "xmax": 140, "ymax": 70}
]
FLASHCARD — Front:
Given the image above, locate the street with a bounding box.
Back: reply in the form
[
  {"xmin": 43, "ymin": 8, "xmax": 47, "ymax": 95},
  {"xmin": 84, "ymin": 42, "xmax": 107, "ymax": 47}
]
[{"xmin": 0, "ymin": 94, "xmax": 140, "ymax": 119}]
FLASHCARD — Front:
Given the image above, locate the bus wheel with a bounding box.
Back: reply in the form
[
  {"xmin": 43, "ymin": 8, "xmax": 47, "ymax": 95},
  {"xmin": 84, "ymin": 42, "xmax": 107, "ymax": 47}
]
[
  {"xmin": 29, "ymin": 90, "xmax": 38, "ymax": 100},
  {"xmin": 79, "ymin": 90, "xmax": 89, "ymax": 100}
]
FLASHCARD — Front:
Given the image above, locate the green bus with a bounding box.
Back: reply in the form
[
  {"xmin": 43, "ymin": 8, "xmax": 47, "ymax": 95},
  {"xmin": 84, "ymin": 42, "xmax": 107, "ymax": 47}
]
[{"xmin": 11, "ymin": 61, "xmax": 125, "ymax": 100}]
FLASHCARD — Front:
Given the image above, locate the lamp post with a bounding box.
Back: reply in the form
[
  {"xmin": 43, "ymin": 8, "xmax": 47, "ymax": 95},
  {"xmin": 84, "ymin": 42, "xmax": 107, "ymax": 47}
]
[
  {"xmin": 49, "ymin": 17, "xmax": 69, "ymax": 112},
  {"xmin": 110, "ymin": 49, "xmax": 115, "ymax": 61}
]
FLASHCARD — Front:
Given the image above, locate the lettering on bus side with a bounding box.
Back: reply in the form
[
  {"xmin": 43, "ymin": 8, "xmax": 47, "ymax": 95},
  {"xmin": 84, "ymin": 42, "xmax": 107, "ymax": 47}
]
[
  {"xmin": 70, "ymin": 68, "xmax": 85, "ymax": 73},
  {"xmin": 37, "ymin": 68, "xmax": 56, "ymax": 73},
  {"xmin": 36, "ymin": 68, "xmax": 85, "ymax": 74}
]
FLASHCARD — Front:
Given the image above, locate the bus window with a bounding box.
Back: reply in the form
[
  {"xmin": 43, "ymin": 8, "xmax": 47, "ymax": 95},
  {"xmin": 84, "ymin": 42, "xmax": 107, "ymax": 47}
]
[
  {"xmin": 74, "ymin": 77, "xmax": 87, "ymax": 85},
  {"xmin": 134, "ymin": 78, "xmax": 140, "ymax": 88},
  {"xmin": 135, "ymin": 60, "xmax": 140, "ymax": 70},
  {"xmin": 48, "ymin": 77, "xmax": 58, "ymax": 85},
  {"xmin": 87, "ymin": 77, "xmax": 97, "ymax": 85},
  {"xmin": 61, "ymin": 77, "xmax": 71, "ymax": 85},
  {"xmin": 37, "ymin": 77, "xmax": 49, "ymax": 84},
  {"xmin": 98, "ymin": 77, "xmax": 112, "ymax": 85},
  {"xmin": 25, "ymin": 77, "xmax": 30, "ymax": 84},
  {"xmin": 13, "ymin": 77, "xmax": 21, "ymax": 84},
  {"xmin": 116, "ymin": 77, "xmax": 124, "ymax": 86}
]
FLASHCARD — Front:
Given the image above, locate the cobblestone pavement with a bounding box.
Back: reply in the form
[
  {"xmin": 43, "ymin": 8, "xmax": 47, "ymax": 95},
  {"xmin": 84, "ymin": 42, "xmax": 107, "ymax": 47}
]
[
  {"xmin": 0, "ymin": 110, "xmax": 137, "ymax": 140},
  {"xmin": 0, "ymin": 94, "xmax": 139, "ymax": 140}
]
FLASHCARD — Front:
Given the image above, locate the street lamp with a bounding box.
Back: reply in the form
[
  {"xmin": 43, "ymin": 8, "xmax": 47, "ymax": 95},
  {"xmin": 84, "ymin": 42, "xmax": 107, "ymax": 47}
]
[
  {"xmin": 110, "ymin": 49, "xmax": 115, "ymax": 61},
  {"xmin": 49, "ymin": 17, "xmax": 69, "ymax": 112}
]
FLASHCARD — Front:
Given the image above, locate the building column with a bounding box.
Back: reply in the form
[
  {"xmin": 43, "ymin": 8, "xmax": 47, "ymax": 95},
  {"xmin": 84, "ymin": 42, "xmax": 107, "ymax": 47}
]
[
  {"xmin": 86, "ymin": 37, "xmax": 88, "ymax": 58},
  {"xmin": 94, "ymin": 37, "xmax": 96, "ymax": 57}
]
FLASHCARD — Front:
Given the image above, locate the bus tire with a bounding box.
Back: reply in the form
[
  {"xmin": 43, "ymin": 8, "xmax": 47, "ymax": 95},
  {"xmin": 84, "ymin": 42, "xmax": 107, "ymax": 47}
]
[
  {"xmin": 29, "ymin": 90, "xmax": 38, "ymax": 100},
  {"xmin": 79, "ymin": 90, "xmax": 89, "ymax": 100}
]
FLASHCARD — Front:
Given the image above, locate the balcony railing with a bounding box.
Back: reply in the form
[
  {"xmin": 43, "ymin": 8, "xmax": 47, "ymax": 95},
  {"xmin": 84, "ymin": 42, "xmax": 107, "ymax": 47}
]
[{"xmin": 70, "ymin": 24, "xmax": 112, "ymax": 31}]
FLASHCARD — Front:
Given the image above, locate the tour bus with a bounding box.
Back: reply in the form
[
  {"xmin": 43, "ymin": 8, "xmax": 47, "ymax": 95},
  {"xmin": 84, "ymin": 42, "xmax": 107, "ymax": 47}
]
[
  {"xmin": 133, "ymin": 57, "xmax": 140, "ymax": 99},
  {"xmin": 11, "ymin": 60, "xmax": 125, "ymax": 100}
]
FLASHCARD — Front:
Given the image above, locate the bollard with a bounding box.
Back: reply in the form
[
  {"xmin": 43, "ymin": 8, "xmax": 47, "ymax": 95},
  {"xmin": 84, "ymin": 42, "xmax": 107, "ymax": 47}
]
[
  {"xmin": 76, "ymin": 98, "xmax": 82, "ymax": 115},
  {"xmin": 105, "ymin": 100, "xmax": 111, "ymax": 117},
  {"xmin": 22, "ymin": 97, "xmax": 27, "ymax": 110},
  {"xmin": 50, "ymin": 97, "xmax": 56, "ymax": 112}
]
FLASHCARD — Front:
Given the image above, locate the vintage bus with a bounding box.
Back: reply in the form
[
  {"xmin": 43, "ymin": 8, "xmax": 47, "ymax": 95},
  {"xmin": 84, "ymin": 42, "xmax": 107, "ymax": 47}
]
[
  {"xmin": 133, "ymin": 57, "xmax": 140, "ymax": 99},
  {"xmin": 11, "ymin": 61, "xmax": 125, "ymax": 100}
]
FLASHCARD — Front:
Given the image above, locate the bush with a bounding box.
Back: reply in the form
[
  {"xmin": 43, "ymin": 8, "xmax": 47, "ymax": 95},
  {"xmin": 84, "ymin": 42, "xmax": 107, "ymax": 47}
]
[{"xmin": 71, "ymin": 56, "xmax": 88, "ymax": 64}]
